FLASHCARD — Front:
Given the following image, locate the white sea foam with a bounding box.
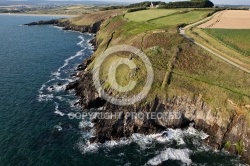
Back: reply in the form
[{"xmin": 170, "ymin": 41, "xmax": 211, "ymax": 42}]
[
  {"xmin": 185, "ymin": 126, "xmax": 209, "ymax": 140},
  {"xmin": 39, "ymin": 78, "xmax": 55, "ymax": 92},
  {"xmin": 78, "ymin": 137, "xmax": 132, "ymax": 154},
  {"xmin": 131, "ymin": 128, "xmax": 186, "ymax": 147},
  {"xmin": 104, "ymin": 138, "xmax": 131, "ymax": 148},
  {"xmin": 56, "ymin": 49, "xmax": 85, "ymax": 76},
  {"xmin": 79, "ymin": 141, "xmax": 100, "ymax": 154},
  {"xmin": 146, "ymin": 148, "xmax": 192, "ymax": 166},
  {"xmin": 38, "ymin": 94, "xmax": 54, "ymax": 102},
  {"xmin": 54, "ymin": 102, "xmax": 65, "ymax": 116},
  {"xmin": 53, "ymin": 84, "xmax": 66, "ymax": 92},
  {"xmin": 54, "ymin": 125, "xmax": 63, "ymax": 131},
  {"xmin": 52, "ymin": 25, "xmax": 63, "ymax": 30},
  {"xmin": 77, "ymin": 36, "xmax": 85, "ymax": 47},
  {"xmin": 37, "ymin": 35, "xmax": 87, "ymax": 101},
  {"xmin": 56, "ymin": 96, "xmax": 63, "ymax": 101},
  {"xmin": 78, "ymin": 126, "xmax": 210, "ymax": 156},
  {"xmin": 79, "ymin": 120, "xmax": 94, "ymax": 129}
]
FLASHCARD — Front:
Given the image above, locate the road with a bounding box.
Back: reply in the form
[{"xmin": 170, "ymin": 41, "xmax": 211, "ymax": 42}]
[{"xmin": 179, "ymin": 12, "xmax": 250, "ymax": 74}]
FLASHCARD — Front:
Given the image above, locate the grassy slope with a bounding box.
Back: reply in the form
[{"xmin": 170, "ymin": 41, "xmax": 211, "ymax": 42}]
[
  {"xmin": 64, "ymin": 9, "xmax": 125, "ymax": 26},
  {"xmin": 203, "ymin": 29, "xmax": 250, "ymax": 56},
  {"xmin": 186, "ymin": 27, "xmax": 250, "ymax": 70},
  {"xmin": 69, "ymin": 8, "xmax": 250, "ymax": 120},
  {"xmin": 149, "ymin": 10, "xmax": 212, "ymax": 26}
]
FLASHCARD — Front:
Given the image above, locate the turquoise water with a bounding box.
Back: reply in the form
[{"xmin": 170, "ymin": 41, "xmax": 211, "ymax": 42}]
[{"xmin": 0, "ymin": 15, "xmax": 246, "ymax": 166}]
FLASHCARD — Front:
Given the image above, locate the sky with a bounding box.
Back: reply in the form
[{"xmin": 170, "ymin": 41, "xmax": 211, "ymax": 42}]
[
  {"xmin": 120, "ymin": 0, "xmax": 250, "ymax": 5},
  {"xmin": 3, "ymin": 0, "xmax": 250, "ymax": 6}
]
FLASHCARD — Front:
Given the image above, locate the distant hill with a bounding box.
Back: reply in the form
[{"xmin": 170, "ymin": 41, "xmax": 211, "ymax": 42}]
[{"xmin": 102, "ymin": 1, "xmax": 214, "ymax": 10}]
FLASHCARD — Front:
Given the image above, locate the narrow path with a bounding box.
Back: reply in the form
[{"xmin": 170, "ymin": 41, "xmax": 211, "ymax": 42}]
[{"xmin": 179, "ymin": 12, "xmax": 250, "ymax": 74}]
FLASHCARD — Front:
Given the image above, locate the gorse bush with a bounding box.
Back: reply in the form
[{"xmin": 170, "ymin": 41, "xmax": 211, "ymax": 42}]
[
  {"xmin": 127, "ymin": 7, "xmax": 147, "ymax": 13},
  {"xmin": 162, "ymin": 0, "xmax": 214, "ymax": 8}
]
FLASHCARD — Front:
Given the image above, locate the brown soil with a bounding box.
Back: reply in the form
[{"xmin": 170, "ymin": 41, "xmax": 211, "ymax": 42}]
[{"xmin": 199, "ymin": 10, "xmax": 250, "ymax": 29}]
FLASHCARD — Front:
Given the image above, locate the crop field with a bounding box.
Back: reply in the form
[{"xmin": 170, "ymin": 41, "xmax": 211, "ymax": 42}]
[
  {"xmin": 149, "ymin": 10, "xmax": 212, "ymax": 26},
  {"xmin": 203, "ymin": 29, "xmax": 250, "ymax": 56},
  {"xmin": 199, "ymin": 10, "xmax": 250, "ymax": 29},
  {"xmin": 124, "ymin": 9, "xmax": 180, "ymax": 22}
]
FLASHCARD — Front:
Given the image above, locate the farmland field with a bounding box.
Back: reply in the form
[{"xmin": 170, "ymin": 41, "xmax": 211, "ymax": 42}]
[
  {"xmin": 199, "ymin": 10, "xmax": 250, "ymax": 29},
  {"xmin": 124, "ymin": 9, "xmax": 180, "ymax": 22},
  {"xmin": 203, "ymin": 29, "xmax": 250, "ymax": 56},
  {"xmin": 149, "ymin": 10, "xmax": 212, "ymax": 26}
]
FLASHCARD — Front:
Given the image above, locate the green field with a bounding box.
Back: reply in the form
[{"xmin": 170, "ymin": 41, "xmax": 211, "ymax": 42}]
[
  {"xmin": 149, "ymin": 10, "xmax": 212, "ymax": 26},
  {"xmin": 66, "ymin": 7, "xmax": 250, "ymax": 111},
  {"xmin": 121, "ymin": 9, "xmax": 213, "ymax": 36},
  {"xmin": 203, "ymin": 29, "xmax": 250, "ymax": 56},
  {"xmin": 124, "ymin": 9, "xmax": 180, "ymax": 22}
]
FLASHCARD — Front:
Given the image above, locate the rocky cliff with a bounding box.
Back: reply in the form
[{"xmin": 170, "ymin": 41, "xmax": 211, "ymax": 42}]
[
  {"xmin": 25, "ymin": 13, "xmax": 250, "ymax": 164},
  {"xmin": 24, "ymin": 19, "xmax": 103, "ymax": 34},
  {"xmin": 71, "ymin": 60, "xmax": 250, "ymax": 163}
]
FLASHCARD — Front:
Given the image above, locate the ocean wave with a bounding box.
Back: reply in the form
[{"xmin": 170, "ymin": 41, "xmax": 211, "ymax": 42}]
[
  {"xmin": 52, "ymin": 25, "xmax": 63, "ymax": 30},
  {"xmin": 77, "ymin": 126, "xmax": 209, "ymax": 155},
  {"xmin": 54, "ymin": 102, "xmax": 65, "ymax": 116},
  {"xmin": 77, "ymin": 36, "xmax": 85, "ymax": 47},
  {"xmin": 38, "ymin": 94, "xmax": 54, "ymax": 102},
  {"xmin": 54, "ymin": 124, "xmax": 63, "ymax": 131},
  {"xmin": 47, "ymin": 84, "xmax": 66, "ymax": 93},
  {"xmin": 78, "ymin": 137, "xmax": 132, "ymax": 154},
  {"xmin": 146, "ymin": 148, "xmax": 192, "ymax": 166},
  {"xmin": 37, "ymin": 34, "xmax": 89, "ymax": 103},
  {"xmin": 79, "ymin": 120, "xmax": 94, "ymax": 129},
  {"xmin": 55, "ymin": 48, "xmax": 85, "ymax": 79}
]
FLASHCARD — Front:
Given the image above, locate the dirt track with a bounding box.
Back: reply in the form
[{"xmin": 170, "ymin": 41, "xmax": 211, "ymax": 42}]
[
  {"xmin": 199, "ymin": 10, "xmax": 250, "ymax": 29},
  {"xmin": 180, "ymin": 12, "xmax": 250, "ymax": 74}
]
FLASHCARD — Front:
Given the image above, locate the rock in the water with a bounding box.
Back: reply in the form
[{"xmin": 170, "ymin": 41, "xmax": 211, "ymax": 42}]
[
  {"xmin": 24, "ymin": 19, "xmax": 58, "ymax": 26},
  {"xmin": 66, "ymin": 81, "xmax": 79, "ymax": 91}
]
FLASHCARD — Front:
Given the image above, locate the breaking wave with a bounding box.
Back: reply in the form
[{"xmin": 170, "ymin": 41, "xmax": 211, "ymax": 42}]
[
  {"xmin": 37, "ymin": 34, "xmax": 94, "ymax": 109},
  {"xmin": 147, "ymin": 148, "xmax": 192, "ymax": 166}
]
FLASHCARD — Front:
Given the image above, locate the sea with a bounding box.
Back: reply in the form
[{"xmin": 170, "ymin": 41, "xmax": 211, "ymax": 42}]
[{"xmin": 0, "ymin": 14, "xmax": 247, "ymax": 166}]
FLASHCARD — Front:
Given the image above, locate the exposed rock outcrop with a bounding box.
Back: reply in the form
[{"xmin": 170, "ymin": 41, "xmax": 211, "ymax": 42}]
[
  {"xmin": 57, "ymin": 20, "xmax": 103, "ymax": 34},
  {"xmin": 24, "ymin": 19, "xmax": 103, "ymax": 34},
  {"xmin": 25, "ymin": 15, "xmax": 250, "ymax": 164},
  {"xmin": 72, "ymin": 64, "xmax": 250, "ymax": 164},
  {"xmin": 24, "ymin": 19, "xmax": 58, "ymax": 26}
]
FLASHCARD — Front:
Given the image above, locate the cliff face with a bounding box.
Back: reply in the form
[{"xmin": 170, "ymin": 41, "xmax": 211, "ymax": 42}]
[
  {"xmin": 72, "ymin": 66, "xmax": 250, "ymax": 163},
  {"xmin": 24, "ymin": 19, "xmax": 103, "ymax": 34},
  {"xmin": 57, "ymin": 20, "xmax": 103, "ymax": 34},
  {"xmin": 25, "ymin": 13, "xmax": 250, "ymax": 164},
  {"xmin": 62, "ymin": 20, "xmax": 250, "ymax": 164}
]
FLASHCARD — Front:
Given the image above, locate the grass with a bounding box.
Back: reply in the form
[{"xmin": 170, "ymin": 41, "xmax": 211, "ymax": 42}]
[
  {"xmin": 149, "ymin": 10, "xmax": 212, "ymax": 26},
  {"xmin": 122, "ymin": 9, "xmax": 213, "ymax": 36},
  {"xmin": 174, "ymin": 43, "xmax": 250, "ymax": 98},
  {"xmin": 203, "ymin": 29, "xmax": 250, "ymax": 56},
  {"xmin": 186, "ymin": 27, "xmax": 250, "ymax": 69},
  {"xmin": 124, "ymin": 9, "xmax": 180, "ymax": 22},
  {"xmin": 98, "ymin": 53, "xmax": 148, "ymax": 97},
  {"xmin": 72, "ymin": 8, "xmax": 250, "ymax": 117},
  {"xmin": 121, "ymin": 21, "xmax": 163, "ymax": 36},
  {"xmin": 66, "ymin": 9, "xmax": 125, "ymax": 26},
  {"xmin": 235, "ymin": 140, "xmax": 244, "ymax": 155}
]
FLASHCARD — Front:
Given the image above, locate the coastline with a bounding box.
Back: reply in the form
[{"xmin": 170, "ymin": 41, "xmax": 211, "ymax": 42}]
[
  {"xmin": 24, "ymin": 15, "xmax": 250, "ymax": 164},
  {"xmin": 0, "ymin": 13, "xmax": 78, "ymax": 17}
]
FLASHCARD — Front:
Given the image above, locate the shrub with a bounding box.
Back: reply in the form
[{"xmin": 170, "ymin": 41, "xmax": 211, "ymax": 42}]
[{"xmin": 127, "ymin": 7, "xmax": 147, "ymax": 13}]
